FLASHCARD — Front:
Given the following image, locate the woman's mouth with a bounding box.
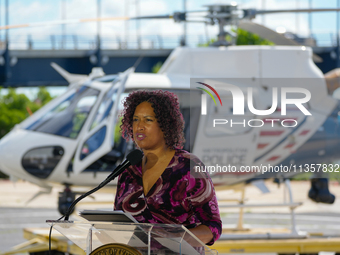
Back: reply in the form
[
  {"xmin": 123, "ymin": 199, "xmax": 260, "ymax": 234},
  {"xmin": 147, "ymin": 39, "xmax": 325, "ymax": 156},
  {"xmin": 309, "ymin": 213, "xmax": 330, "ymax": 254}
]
[{"xmin": 135, "ymin": 133, "xmax": 146, "ymax": 141}]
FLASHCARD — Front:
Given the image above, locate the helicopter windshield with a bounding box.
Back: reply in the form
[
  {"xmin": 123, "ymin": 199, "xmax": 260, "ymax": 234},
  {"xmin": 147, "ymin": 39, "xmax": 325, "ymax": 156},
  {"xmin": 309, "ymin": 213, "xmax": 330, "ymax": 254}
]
[
  {"xmin": 79, "ymin": 89, "xmax": 125, "ymax": 161},
  {"xmin": 24, "ymin": 86, "xmax": 100, "ymax": 138},
  {"xmin": 90, "ymin": 86, "xmax": 118, "ymax": 131}
]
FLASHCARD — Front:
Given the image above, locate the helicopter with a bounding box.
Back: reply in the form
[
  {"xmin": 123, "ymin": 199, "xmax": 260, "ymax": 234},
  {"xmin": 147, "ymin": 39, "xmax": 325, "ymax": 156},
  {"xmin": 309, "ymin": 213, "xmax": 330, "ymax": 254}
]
[{"xmin": 0, "ymin": 3, "xmax": 339, "ymax": 215}]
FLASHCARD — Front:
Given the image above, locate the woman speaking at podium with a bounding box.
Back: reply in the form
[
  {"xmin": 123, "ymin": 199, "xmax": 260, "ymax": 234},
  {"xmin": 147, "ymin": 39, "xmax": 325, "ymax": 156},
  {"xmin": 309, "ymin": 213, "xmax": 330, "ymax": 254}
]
[{"xmin": 114, "ymin": 90, "xmax": 222, "ymax": 245}]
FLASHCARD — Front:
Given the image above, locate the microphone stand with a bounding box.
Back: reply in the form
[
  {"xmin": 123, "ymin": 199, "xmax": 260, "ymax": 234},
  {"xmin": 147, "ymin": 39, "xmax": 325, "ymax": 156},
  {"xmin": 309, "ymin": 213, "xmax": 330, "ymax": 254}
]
[
  {"xmin": 63, "ymin": 167, "xmax": 123, "ymax": 221},
  {"xmin": 47, "ymin": 162, "xmax": 130, "ymax": 254}
]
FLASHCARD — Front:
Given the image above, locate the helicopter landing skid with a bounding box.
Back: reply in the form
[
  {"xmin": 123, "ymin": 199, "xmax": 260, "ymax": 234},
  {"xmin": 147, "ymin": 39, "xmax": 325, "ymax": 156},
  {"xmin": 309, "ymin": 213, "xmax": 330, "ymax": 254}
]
[
  {"xmin": 218, "ymin": 179, "xmax": 307, "ymax": 240},
  {"xmin": 58, "ymin": 184, "xmax": 75, "ymax": 216}
]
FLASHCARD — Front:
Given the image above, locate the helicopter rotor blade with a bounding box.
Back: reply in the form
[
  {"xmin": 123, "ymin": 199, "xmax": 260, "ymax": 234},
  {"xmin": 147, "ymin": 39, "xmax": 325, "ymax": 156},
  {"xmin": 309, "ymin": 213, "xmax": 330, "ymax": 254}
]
[
  {"xmin": 3, "ymin": 7, "xmax": 340, "ymax": 31},
  {"xmin": 0, "ymin": 14, "xmax": 180, "ymax": 31},
  {"xmin": 0, "ymin": 16, "xmax": 130, "ymax": 30},
  {"xmin": 254, "ymin": 8, "xmax": 340, "ymax": 15},
  {"xmin": 238, "ymin": 20, "xmax": 299, "ymax": 46},
  {"xmin": 0, "ymin": 8, "xmax": 212, "ymax": 31},
  {"xmin": 0, "ymin": 4, "xmax": 336, "ymax": 63},
  {"xmin": 130, "ymin": 14, "xmax": 173, "ymax": 20},
  {"xmin": 238, "ymin": 20, "xmax": 323, "ymax": 63}
]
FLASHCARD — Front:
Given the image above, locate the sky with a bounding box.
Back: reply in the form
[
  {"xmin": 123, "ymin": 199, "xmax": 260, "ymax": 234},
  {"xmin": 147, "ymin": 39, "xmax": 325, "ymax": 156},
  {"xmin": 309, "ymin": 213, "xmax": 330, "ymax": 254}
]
[{"xmin": 0, "ymin": 0, "xmax": 339, "ymax": 49}]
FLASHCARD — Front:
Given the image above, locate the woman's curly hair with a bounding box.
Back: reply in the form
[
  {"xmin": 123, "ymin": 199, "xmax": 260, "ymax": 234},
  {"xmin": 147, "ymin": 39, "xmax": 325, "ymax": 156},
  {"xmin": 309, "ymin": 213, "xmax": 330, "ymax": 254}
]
[{"xmin": 120, "ymin": 90, "xmax": 185, "ymax": 149}]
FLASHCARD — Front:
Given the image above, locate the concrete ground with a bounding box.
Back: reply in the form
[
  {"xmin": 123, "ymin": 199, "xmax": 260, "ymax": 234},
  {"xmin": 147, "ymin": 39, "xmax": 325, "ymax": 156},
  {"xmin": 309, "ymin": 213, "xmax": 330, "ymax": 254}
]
[{"xmin": 0, "ymin": 179, "xmax": 339, "ymax": 254}]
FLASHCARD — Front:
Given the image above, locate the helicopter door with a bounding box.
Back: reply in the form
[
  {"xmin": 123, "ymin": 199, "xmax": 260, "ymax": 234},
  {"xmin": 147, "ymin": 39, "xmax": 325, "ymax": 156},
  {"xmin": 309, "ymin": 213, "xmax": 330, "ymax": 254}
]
[
  {"xmin": 72, "ymin": 68, "xmax": 134, "ymax": 174},
  {"xmin": 191, "ymin": 85, "xmax": 258, "ymax": 183}
]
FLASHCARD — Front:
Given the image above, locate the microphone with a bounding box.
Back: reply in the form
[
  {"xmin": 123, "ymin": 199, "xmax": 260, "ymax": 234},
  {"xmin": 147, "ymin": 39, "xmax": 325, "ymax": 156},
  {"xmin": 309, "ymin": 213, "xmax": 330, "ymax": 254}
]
[
  {"xmin": 64, "ymin": 149, "xmax": 143, "ymax": 220},
  {"xmin": 103, "ymin": 149, "xmax": 143, "ymax": 184}
]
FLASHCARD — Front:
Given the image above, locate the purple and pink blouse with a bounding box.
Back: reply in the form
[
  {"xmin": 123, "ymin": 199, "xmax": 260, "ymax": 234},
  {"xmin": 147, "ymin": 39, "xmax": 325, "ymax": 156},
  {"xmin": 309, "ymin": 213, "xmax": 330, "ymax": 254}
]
[{"xmin": 114, "ymin": 149, "xmax": 222, "ymax": 245}]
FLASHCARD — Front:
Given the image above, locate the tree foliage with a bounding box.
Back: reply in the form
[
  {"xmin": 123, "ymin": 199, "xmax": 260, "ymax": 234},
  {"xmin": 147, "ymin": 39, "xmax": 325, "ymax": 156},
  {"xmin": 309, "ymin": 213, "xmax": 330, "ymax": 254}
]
[
  {"xmin": 198, "ymin": 28, "xmax": 274, "ymax": 47},
  {"xmin": 152, "ymin": 61, "xmax": 163, "ymax": 73},
  {"xmin": 0, "ymin": 87, "xmax": 53, "ymax": 139},
  {"xmin": 236, "ymin": 28, "xmax": 274, "ymax": 45}
]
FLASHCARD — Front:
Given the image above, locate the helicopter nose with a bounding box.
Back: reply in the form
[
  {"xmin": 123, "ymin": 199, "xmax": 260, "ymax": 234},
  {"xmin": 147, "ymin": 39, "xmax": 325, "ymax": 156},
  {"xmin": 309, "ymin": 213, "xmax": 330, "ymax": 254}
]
[
  {"xmin": 0, "ymin": 129, "xmax": 27, "ymax": 177},
  {"xmin": 0, "ymin": 138, "xmax": 13, "ymax": 176}
]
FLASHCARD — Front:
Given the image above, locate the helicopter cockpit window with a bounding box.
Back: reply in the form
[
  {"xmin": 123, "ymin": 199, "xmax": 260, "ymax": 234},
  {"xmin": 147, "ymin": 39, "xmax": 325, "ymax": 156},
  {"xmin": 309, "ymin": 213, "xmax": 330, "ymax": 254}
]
[
  {"xmin": 80, "ymin": 91, "xmax": 127, "ymax": 162},
  {"xmin": 80, "ymin": 126, "xmax": 106, "ymax": 160},
  {"xmin": 22, "ymin": 146, "xmax": 64, "ymax": 179},
  {"xmin": 90, "ymin": 87, "xmax": 118, "ymax": 130},
  {"xmin": 24, "ymin": 86, "xmax": 99, "ymax": 139}
]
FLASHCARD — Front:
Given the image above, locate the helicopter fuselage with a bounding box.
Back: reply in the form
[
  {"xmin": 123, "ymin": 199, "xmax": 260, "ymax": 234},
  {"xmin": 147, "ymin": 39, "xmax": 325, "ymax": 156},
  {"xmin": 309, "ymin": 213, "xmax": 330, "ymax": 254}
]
[{"xmin": 0, "ymin": 45, "xmax": 338, "ymax": 191}]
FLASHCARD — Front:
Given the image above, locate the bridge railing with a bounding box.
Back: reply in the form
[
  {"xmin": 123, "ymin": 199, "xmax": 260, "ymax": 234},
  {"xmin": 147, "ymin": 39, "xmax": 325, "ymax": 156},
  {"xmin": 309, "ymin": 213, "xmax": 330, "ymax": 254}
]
[
  {"xmin": 0, "ymin": 33, "xmax": 209, "ymax": 50},
  {"xmin": 0, "ymin": 32, "xmax": 336, "ymax": 50}
]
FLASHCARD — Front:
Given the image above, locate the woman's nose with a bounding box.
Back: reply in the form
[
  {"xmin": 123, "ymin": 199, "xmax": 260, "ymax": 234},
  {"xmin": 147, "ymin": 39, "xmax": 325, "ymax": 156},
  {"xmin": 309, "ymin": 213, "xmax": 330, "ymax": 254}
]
[{"xmin": 137, "ymin": 122, "xmax": 144, "ymax": 130}]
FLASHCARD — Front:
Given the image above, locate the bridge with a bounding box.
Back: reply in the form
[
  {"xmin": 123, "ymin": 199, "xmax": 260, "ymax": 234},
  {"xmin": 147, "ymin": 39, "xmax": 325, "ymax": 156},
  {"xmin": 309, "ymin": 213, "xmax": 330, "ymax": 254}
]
[
  {"xmin": 0, "ymin": 33, "xmax": 185, "ymax": 87},
  {"xmin": 0, "ymin": 33, "xmax": 338, "ymax": 87},
  {"xmin": 0, "ymin": 48, "xmax": 172, "ymax": 87}
]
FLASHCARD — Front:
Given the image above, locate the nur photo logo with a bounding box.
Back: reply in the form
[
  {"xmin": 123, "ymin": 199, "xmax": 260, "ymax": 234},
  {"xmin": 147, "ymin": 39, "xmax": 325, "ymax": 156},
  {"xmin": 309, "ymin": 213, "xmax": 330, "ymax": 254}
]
[
  {"xmin": 196, "ymin": 82, "xmax": 222, "ymax": 115},
  {"xmin": 195, "ymin": 79, "xmax": 312, "ymax": 129}
]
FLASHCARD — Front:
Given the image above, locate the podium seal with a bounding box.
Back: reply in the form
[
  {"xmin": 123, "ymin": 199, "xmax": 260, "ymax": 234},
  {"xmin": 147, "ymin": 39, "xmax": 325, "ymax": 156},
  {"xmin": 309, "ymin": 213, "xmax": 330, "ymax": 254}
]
[{"xmin": 90, "ymin": 243, "xmax": 142, "ymax": 255}]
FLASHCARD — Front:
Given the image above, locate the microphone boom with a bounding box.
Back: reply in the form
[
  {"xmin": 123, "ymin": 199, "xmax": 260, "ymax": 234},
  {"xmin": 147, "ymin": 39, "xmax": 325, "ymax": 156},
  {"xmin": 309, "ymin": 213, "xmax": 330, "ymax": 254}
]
[{"xmin": 64, "ymin": 149, "xmax": 143, "ymax": 220}]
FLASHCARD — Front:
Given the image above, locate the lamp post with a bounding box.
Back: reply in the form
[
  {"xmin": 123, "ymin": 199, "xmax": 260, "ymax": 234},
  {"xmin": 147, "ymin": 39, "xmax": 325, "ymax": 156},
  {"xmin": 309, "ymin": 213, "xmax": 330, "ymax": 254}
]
[
  {"xmin": 308, "ymin": 0, "xmax": 312, "ymax": 37},
  {"xmin": 61, "ymin": 0, "xmax": 66, "ymax": 49},
  {"xmin": 96, "ymin": 0, "xmax": 101, "ymax": 67},
  {"xmin": 4, "ymin": 0, "xmax": 10, "ymax": 81},
  {"xmin": 182, "ymin": 0, "xmax": 187, "ymax": 46}
]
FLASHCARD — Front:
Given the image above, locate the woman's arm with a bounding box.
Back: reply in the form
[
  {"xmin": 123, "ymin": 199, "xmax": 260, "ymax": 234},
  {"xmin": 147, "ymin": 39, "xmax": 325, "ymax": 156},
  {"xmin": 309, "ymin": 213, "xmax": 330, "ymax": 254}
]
[
  {"xmin": 189, "ymin": 224, "xmax": 214, "ymax": 244},
  {"xmin": 186, "ymin": 159, "xmax": 222, "ymax": 245}
]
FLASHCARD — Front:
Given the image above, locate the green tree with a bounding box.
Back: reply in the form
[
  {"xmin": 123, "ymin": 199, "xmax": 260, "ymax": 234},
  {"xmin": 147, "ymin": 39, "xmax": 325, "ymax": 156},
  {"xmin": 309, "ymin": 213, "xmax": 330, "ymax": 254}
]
[
  {"xmin": 198, "ymin": 28, "xmax": 274, "ymax": 47},
  {"xmin": 0, "ymin": 88, "xmax": 31, "ymax": 138},
  {"xmin": 36, "ymin": 87, "xmax": 53, "ymax": 105},
  {"xmin": 152, "ymin": 61, "xmax": 163, "ymax": 73},
  {"xmin": 236, "ymin": 28, "xmax": 274, "ymax": 45},
  {"xmin": 0, "ymin": 87, "xmax": 54, "ymax": 138}
]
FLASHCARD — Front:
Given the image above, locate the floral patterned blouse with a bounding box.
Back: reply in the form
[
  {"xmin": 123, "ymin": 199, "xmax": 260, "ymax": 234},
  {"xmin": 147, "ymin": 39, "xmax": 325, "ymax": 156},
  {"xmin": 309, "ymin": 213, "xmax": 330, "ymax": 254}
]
[{"xmin": 114, "ymin": 149, "xmax": 222, "ymax": 245}]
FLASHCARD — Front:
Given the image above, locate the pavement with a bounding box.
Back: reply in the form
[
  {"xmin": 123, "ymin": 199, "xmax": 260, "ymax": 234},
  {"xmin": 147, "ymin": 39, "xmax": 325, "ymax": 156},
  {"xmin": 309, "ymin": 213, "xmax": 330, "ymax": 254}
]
[
  {"xmin": 216, "ymin": 179, "xmax": 340, "ymax": 214},
  {"xmin": 0, "ymin": 179, "xmax": 339, "ymax": 254}
]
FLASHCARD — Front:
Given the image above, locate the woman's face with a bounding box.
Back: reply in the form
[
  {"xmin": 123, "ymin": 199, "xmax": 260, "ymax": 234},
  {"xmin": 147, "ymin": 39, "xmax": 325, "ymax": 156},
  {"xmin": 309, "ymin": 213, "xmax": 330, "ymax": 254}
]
[{"xmin": 132, "ymin": 101, "xmax": 166, "ymax": 151}]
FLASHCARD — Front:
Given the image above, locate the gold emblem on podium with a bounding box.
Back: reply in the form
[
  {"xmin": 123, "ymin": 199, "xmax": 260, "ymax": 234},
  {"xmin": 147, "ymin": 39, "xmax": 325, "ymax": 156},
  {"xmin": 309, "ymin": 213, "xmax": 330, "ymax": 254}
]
[{"xmin": 89, "ymin": 243, "xmax": 142, "ymax": 255}]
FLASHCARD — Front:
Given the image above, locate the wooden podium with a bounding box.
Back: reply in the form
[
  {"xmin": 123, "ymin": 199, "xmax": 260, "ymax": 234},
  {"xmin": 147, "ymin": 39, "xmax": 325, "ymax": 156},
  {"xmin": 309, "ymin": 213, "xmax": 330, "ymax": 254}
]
[{"xmin": 47, "ymin": 220, "xmax": 218, "ymax": 255}]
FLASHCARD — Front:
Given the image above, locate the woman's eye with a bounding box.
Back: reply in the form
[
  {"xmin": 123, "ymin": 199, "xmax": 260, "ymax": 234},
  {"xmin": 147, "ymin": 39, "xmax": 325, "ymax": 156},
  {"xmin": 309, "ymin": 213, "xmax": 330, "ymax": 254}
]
[
  {"xmin": 146, "ymin": 119, "xmax": 153, "ymax": 122},
  {"xmin": 133, "ymin": 118, "xmax": 138, "ymax": 122}
]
